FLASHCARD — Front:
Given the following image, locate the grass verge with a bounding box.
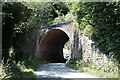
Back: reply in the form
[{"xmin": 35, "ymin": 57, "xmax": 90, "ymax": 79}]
[
  {"xmin": 1, "ymin": 56, "xmax": 47, "ymax": 79},
  {"xmin": 66, "ymin": 60, "xmax": 119, "ymax": 79},
  {"xmin": 20, "ymin": 58, "xmax": 47, "ymax": 78}
]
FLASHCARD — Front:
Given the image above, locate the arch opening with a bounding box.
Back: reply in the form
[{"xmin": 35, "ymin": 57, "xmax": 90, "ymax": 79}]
[
  {"xmin": 39, "ymin": 29, "xmax": 69, "ymax": 63},
  {"xmin": 63, "ymin": 41, "xmax": 71, "ymax": 60}
]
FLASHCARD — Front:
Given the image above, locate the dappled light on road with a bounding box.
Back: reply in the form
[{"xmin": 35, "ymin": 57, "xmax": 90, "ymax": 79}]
[{"xmin": 35, "ymin": 63, "xmax": 98, "ymax": 78}]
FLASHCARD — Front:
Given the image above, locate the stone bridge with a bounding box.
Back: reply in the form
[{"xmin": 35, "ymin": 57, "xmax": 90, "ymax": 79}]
[
  {"xmin": 19, "ymin": 21, "xmax": 111, "ymax": 64},
  {"xmin": 34, "ymin": 22, "xmax": 82, "ymax": 63}
]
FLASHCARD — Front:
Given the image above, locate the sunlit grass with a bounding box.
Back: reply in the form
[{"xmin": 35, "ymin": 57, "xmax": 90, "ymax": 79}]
[
  {"xmin": 84, "ymin": 67, "xmax": 118, "ymax": 78},
  {"xmin": 18, "ymin": 58, "xmax": 47, "ymax": 78},
  {"xmin": 18, "ymin": 64, "xmax": 35, "ymax": 78},
  {"xmin": 1, "ymin": 57, "xmax": 47, "ymax": 79},
  {"xmin": 66, "ymin": 60, "xmax": 119, "ymax": 78}
]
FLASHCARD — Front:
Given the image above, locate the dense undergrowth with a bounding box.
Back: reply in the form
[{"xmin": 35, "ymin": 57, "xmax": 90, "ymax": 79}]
[
  {"xmin": 1, "ymin": 51, "xmax": 47, "ymax": 79},
  {"xmin": 66, "ymin": 60, "xmax": 119, "ymax": 78}
]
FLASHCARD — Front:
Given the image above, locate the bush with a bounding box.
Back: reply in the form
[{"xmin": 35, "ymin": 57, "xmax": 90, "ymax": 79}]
[
  {"xmin": 1, "ymin": 59, "xmax": 22, "ymax": 79},
  {"xmin": 1, "ymin": 54, "xmax": 47, "ymax": 79}
]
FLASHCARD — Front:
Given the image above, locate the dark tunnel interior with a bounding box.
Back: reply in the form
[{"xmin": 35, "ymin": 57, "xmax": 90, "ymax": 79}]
[{"xmin": 39, "ymin": 29, "xmax": 69, "ymax": 63}]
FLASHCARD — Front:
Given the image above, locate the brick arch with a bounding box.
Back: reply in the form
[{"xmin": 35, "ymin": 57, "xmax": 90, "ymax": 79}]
[{"xmin": 39, "ymin": 29, "xmax": 69, "ymax": 63}]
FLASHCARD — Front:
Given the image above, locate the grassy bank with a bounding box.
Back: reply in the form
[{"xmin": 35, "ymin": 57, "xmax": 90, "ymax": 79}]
[
  {"xmin": 1, "ymin": 55, "xmax": 47, "ymax": 79},
  {"xmin": 66, "ymin": 60, "xmax": 119, "ymax": 79},
  {"xmin": 20, "ymin": 58, "xmax": 47, "ymax": 78}
]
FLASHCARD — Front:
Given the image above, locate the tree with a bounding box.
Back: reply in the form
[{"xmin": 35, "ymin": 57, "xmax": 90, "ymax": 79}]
[
  {"xmin": 2, "ymin": 2, "xmax": 31, "ymax": 61},
  {"xmin": 71, "ymin": 2, "xmax": 120, "ymax": 62}
]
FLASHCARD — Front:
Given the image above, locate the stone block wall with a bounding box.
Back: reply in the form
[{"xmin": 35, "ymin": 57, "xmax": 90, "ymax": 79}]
[
  {"xmin": 70, "ymin": 31, "xmax": 113, "ymax": 65},
  {"xmin": 70, "ymin": 30, "xmax": 82, "ymax": 60},
  {"xmin": 80, "ymin": 34, "xmax": 112, "ymax": 64}
]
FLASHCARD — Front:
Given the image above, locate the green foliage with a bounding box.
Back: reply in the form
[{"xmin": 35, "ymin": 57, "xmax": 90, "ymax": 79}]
[
  {"xmin": 66, "ymin": 60, "xmax": 118, "ymax": 78},
  {"xmin": 1, "ymin": 52, "xmax": 47, "ymax": 79},
  {"xmin": 66, "ymin": 60, "xmax": 79, "ymax": 70},
  {"xmin": 64, "ymin": 41, "xmax": 70, "ymax": 50},
  {"xmin": 2, "ymin": 3, "xmax": 31, "ymax": 24},
  {"xmin": 82, "ymin": 25, "xmax": 93, "ymax": 37},
  {"xmin": 70, "ymin": 2, "xmax": 120, "ymax": 62},
  {"xmin": 2, "ymin": 2, "xmax": 32, "ymax": 61},
  {"xmin": 52, "ymin": 2, "xmax": 69, "ymax": 17},
  {"xmin": 22, "ymin": 2, "xmax": 69, "ymax": 29},
  {"xmin": 23, "ymin": 2, "xmax": 55, "ymax": 28},
  {"xmin": 2, "ymin": 2, "xmax": 69, "ymax": 79},
  {"xmin": 1, "ymin": 59, "xmax": 22, "ymax": 79},
  {"xmin": 2, "ymin": 2, "xmax": 69, "ymax": 62},
  {"xmin": 53, "ymin": 13, "xmax": 74, "ymax": 25}
]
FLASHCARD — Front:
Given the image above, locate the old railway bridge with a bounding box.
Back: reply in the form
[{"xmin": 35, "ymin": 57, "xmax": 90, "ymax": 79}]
[{"xmin": 19, "ymin": 21, "xmax": 111, "ymax": 64}]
